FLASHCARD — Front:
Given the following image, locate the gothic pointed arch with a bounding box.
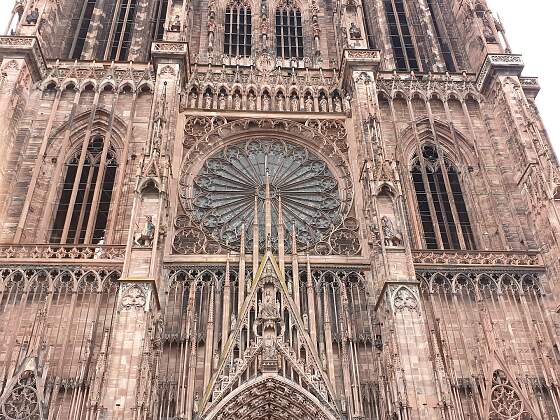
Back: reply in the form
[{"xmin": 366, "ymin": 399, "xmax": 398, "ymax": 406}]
[
  {"xmin": 204, "ymin": 375, "xmax": 339, "ymax": 419},
  {"xmin": 224, "ymin": 0, "xmax": 253, "ymax": 57}
]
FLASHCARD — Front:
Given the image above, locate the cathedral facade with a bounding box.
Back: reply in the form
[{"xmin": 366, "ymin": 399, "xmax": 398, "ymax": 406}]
[{"xmin": 0, "ymin": 0, "xmax": 558, "ymax": 418}]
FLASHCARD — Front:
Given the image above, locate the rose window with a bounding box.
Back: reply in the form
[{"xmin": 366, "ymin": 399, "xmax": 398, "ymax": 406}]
[{"xmin": 188, "ymin": 139, "xmax": 343, "ymax": 252}]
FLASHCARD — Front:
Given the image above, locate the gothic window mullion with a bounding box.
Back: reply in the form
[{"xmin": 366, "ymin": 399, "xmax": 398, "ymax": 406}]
[
  {"xmin": 70, "ymin": 0, "xmax": 98, "ymax": 59},
  {"xmin": 389, "ymin": 0, "xmax": 410, "ymax": 70},
  {"xmin": 411, "ymin": 144, "xmax": 475, "ymax": 250},
  {"xmin": 60, "ymin": 137, "xmax": 95, "ymax": 243},
  {"xmin": 84, "ymin": 136, "xmax": 112, "ymax": 243},
  {"xmin": 426, "ymin": 0, "xmax": 457, "ymax": 72},
  {"xmin": 415, "ymin": 155, "xmax": 445, "ymax": 249},
  {"xmin": 439, "ymin": 158, "xmax": 466, "ymax": 249},
  {"xmin": 73, "ymin": 159, "xmax": 98, "ymax": 244},
  {"xmin": 429, "ymin": 167, "xmax": 454, "ymax": 249}
]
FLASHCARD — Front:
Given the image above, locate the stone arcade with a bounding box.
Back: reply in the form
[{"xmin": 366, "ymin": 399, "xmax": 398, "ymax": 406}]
[{"xmin": 0, "ymin": 0, "xmax": 558, "ymax": 418}]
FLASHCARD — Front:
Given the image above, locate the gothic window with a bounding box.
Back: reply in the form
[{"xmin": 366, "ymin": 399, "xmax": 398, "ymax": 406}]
[
  {"xmin": 383, "ymin": 0, "xmax": 419, "ymax": 71},
  {"xmin": 275, "ymin": 5, "xmax": 304, "ymax": 60},
  {"xmin": 109, "ymin": 0, "xmax": 138, "ymax": 61},
  {"xmin": 411, "ymin": 144, "xmax": 474, "ymax": 250},
  {"xmin": 189, "ymin": 139, "xmax": 342, "ymax": 252},
  {"xmin": 224, "ymin": 3, "xmax": 252, "ymax": 56},
  {"xmin": 426, "ymin": 0, "xmax": 456, "ymax": 72},
  {"xmin": 70, "ymin": 0, "xmax": 98, "ymax": 59},
  {"xmin": 50, "ymin": 135, "xmax": 118, "ymax": 244},
  {"xmin": 153, "ymin": 0, "xmax": 168, "ymax": 41}
]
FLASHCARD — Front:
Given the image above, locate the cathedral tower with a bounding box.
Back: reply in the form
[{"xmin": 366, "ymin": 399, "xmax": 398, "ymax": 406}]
[{"xmin": 0, "ymin": 0, "xmax": 558, "ymax": 418}]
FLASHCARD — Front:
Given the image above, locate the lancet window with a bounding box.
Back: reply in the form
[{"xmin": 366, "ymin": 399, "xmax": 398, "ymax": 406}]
[
  {"xmin": 275, "ymin": 4, "xmax": 304, "ymax": 60},
  {"xmin": 411, "ymin": 144, "xmax": 474, "ymax": 250},
  {"xmin": 50, "ymin": 135, "xmax": 118, "ymax": 245},
  {"xmin": 108, "ymin": 0, "xmax": 138, "ymax": 61},
  {"xmin": 426, "ymin": 0, "xmax": 456, "ymax": 72},
  {"xmin": 70, "ymin": 0, "xmax": 98, "ymax": 59},
  {"xmin": 153, "ymin": 0, "xmax": 168, "ymax": 41},
  {"xmin": 224, "ymin": 2, "xmax": 252, "ymax": 56},
  {"xmin": 383, "ymin": 0, "xmax": 419, "ymax": 71}
]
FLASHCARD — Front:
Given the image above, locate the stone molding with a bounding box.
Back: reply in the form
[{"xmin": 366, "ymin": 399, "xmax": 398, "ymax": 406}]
[
  {"xmin": 0, "ymin": 36, "xmax": 46, "ymax": 81},
  {"xmin": 475, "ymin": 53, "xmax": 524, "ymax": 92},
  {"xmin": 151, "ymin": 41, "xmax": 190, "ymax": 79}
]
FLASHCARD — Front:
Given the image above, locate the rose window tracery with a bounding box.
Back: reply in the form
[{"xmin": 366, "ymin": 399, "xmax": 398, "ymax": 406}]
[{"xmin": 188, "ymin": 139, "xmax": 343, "ymax": 252}]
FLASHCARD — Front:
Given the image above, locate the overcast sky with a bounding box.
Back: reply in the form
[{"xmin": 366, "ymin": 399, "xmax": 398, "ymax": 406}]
[{"xmin": 0, "ymin": 2, "xmax": 558, "ymax": 149}]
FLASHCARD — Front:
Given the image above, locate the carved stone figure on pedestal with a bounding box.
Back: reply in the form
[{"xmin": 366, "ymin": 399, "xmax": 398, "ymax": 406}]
[
  {"xmin": 381, "ymin": 215, "xmax": 402, "ymax": 247},
  {"xmin": 134, "ymin": 216, "xmax": 155, "ymax": 247},
  {"xmin": 25, "ymin": 8, "xmax": 39, "ymax": 25},
  {"xmin": 248, "ymin": 92, "xmax": 256, "ymax": 110},
  {"xmin": 170, "ymin": 15, "xmax": 181, "ymax": 31},
  {"xmin": 349, "ymin": 22, "xmax": 362, "ymax": 39}
]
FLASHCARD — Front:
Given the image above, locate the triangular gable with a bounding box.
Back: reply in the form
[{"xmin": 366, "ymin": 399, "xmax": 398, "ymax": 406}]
[{"xmin": 200, "ymin": 251, "xmax": 339, "ymax": 417}]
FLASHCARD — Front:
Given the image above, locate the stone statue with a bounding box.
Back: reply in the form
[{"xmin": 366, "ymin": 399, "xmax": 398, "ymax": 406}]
[
  {"xmin": 233, "ymin": 93, "xmax": 242, "ymax": 110},
  {"xmin": 26, "ymin": 8, "xmax": 39, "ymax": 25},
  {"xmin": 319, "ymin": 96, "xmax": 328, "ymax": 112},
  {"xmin": 381, "ymin": 215, "xmax": 402, "ymax": 247},
  {"xmin": 204, "ymin": 92, "xmax": 212, "ymax": 109},
  {"xmin": 262, "ymin": 93, "xmax": 271, "ymax": 111},
  {"xmin": 304, "ymin": 95, "xmax": 314, "ymax": 112},
  {"xmin": 230, "ymin": 313, "xmax": 237, "ymax": 330},
  {"xmin": 134, "ymin": 216, "xmax": 155, "ymax": 247},
  {"xmin": 334, "ymin": 96, "xmax": 343, "ymax": 112},
  {"xmin": 290, "ymin": 95, "xmax": 299, "ymax": 112},
  {"xmin": 170, "ymin": 15, "xmax": 181, "ymax": 31},
  {"xmin": 349, "ymin": 22, "xmax": 362, "ymax": 39},
  {"xmin": 276, "ymin": 93, "xmax": 284, "ymax": 111},
  {"xmin": 248, "ymin": 92, "xmax": 256, "ymax": 110},
  {"xmin": 218, "ymin": 92, "xmax": 226, "ymax": 110},
  {"xmin": 189, "ymin": 91, "xmax": 198, "ymax": 108}
]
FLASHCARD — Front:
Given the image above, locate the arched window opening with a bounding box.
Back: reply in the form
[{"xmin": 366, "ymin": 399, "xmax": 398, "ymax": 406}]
[
  {"xmin": 411, "ymin": 144, "xmax": 474, "ymax": 250},
  {"xmin": 109, "ymin": 0, "xmax": 138, "ymax": 61},
  {"xmin": 153, "ymin": 0, "xmax": 168, "ymax": 41},
  {"xmin": 275, "ymin": 6, "xmax": 303, "ymax": 60},
  {"xmin": 51, "ymin": 135, "xmax": 118, "ymax": 245},
  {"xmin": 224, "ymin": 3, "xmax": 252, "ymax": 56},
  {"xmin": 383, "ymin": 0, "xmax": 419, "ymax": 71},
  {"xmin": 426, "ymin": 0, "xmax": 456, "ymax": 72},
  {"xmin": 70, "ymin": 0, "xmax": 98, "ymax": 59}
]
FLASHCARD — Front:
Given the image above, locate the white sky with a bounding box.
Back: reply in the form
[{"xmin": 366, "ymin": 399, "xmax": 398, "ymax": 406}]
[{"xmin": 0, "ymin": 2, "xmax": 558, "ymax": 150}]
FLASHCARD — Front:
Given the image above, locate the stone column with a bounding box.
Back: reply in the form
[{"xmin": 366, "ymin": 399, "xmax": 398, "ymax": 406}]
[
  {"xmin": 0, "ymin": 36, "xmax": 45, "ymax": 237},
  {"xmin": 341, "ymin": 49, "xmax": 441, "ymax": 419},
  {"xmin": 98, "ymin": 41, "xmax": 189, "ymax": 418}
]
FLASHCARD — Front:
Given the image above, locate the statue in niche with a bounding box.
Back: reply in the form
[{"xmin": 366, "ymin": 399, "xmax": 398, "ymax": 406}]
[
  {"xmin": 134, "ymin": 215, "xmax": 155, "ymax": 247},
  {"xmin": 304, "ymin": 95, "xmax": 313, "ymax": 112},
  {"xmin": 290, "ymin": 95, "xmax": 299, "ymax": 112},
  {"xmin": 260, "ymin": 288, "xmax": 279, "ymax": 319},
  {"xmin": 381, "ymin": 215, "xmax": 402, "ymax": 247},
  {"xmin": 312, "ymin": 15, "xmax": 321, "ymax": 39},
  {"xmin": 233, "ymin": 92, "xmax": 242, "ymax": 110},
  {"xmin": 170, "ymin": 15, "xmax": 181, "ymax": 31},
  {"xmin": 333, "ymin": 96, "xmax": 342, "ymax": 112},
  {"xmin": 262, "ymin": 93, "xmax": 271, "ymax": 111},
  {"xmin": 193, "ymin": 392, "xmax": 200, "ymax": 414},
  {"xmin": 482, "ymin": 15, "xmax": 497, "ymax": 42},
  {"xmin": 189, "ymin": 91, "xmax": 198, "ymax": 108},
  {"xmin": 207, "ymin": 18, "xmax": 217, "ymax": 51},
  {"xmin": 26, "ymin": 8, "xmax": 39, "ymax": 25},
  {"xmin": 349, "ymin": 22, "xmax": 362, "ymax": 39},
  {"xmin": 276, "ymin": 93, "xmax": 285, "ymax": 111},
  {"xmin": 319, "ymin": 96, "xmax": 328, "ymax": 112},
  {"xmin": 218, "ymin": 92, "xmax": 226, "ymax": 109},
  {"xmin": 248, "ymin": 92, "xmax": 256, "ymax": 110},
  {"xmin": 204, "ymin": 92, "xmax": 212, "ymax": 109}
]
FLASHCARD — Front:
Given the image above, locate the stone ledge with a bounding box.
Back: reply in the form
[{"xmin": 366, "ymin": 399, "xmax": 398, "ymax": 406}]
[
  {"xmin": 151, "ymin": 41, "xmax": 190, "ymax": 79},
  {"xmin": 476, "ymin": 53, "xmax": 524, "ymax": 92},
  {"xmin": 0, "ymin": 35, "xmax": 46, "ymax": 81}
]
